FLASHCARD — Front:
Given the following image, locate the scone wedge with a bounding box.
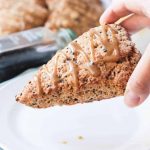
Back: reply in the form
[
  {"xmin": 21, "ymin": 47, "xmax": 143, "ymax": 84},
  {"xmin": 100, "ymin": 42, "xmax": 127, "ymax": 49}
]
[{"xmin": 16, "ymin": 24, "xmax": 141, "ymax": 108}]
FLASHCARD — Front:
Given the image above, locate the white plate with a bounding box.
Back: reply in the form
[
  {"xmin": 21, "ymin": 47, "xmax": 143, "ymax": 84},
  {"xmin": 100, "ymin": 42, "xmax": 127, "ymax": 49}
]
[
  {"xmin": 0, "ymin": 23, "xmax": 150, "ymax": 150},
  {"xmin": 0, "ymin": 70, "xmax": 150, "ymax": 150}
]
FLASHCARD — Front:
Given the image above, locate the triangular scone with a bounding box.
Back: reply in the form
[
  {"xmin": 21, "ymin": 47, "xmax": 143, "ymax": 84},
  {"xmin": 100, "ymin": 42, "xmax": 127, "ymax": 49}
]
[{"xmin": 16, "ymin": 24, "xmax": 141, "ymax": 108}]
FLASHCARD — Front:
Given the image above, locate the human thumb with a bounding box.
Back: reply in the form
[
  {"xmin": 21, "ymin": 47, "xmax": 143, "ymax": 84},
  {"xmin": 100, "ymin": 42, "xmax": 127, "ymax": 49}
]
[{"xmin": 124, "ymin": 43, "xmax": 150, "ymax": 107}]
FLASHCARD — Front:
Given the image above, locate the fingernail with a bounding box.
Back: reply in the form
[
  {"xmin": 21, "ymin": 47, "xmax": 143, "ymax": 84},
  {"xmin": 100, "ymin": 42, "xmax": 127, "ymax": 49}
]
[{"xmin": 124, "ymin": 90, "xmax": 141, "ymax": 107}]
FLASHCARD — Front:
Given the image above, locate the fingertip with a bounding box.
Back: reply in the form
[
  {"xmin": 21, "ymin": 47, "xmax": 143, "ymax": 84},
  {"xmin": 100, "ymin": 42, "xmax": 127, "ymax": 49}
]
[
  {"xmin": 124, "ymin": 87, "xmax": 149, "ymax": 107},
  {"xmin": 124, "ymin": 90, "xmax": 141, "ymax": 107},
  {"xmin": 124, "ymin": 96, "xmax": 141, "ymax": 107},
  {"xmin": 99, "ymin": 16, "xmax": 106, "ymax": 25},
  {"xmin": 99, "ymin": 6, "xmax": 116, "ymax": 24},
  {"xmin": 99, "ymin": 12, "xmax": 109, "ymax": 25}
]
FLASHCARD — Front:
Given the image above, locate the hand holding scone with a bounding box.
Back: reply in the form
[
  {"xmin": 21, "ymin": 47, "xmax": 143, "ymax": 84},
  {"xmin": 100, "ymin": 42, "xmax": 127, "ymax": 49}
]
[{"xmin": 100, "ymin": 0, "xmax": 150, "ymax": 107}]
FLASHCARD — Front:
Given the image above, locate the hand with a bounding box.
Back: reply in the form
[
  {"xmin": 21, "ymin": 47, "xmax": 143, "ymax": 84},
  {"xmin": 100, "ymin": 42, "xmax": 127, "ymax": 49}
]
[{"xmin": 100, "ymin": 0, "xmax": 150, "ymax": 107}]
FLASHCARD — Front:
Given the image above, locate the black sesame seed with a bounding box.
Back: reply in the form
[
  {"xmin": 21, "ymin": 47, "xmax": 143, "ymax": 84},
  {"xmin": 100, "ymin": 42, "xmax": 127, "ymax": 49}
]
[
  {"xmin": 103, "ymin": 48, "xmax": 107, "ymax": 52},
  {"xmin": 47, "ymin": 85, "xmax": 51, "ymax": 88}
]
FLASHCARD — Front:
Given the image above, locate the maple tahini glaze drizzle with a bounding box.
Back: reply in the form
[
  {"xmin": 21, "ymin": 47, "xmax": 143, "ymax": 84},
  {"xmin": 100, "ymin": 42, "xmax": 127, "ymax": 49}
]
[{"xmin": 35, "ymin": 25, "xmax": 120, "ymax": 95}]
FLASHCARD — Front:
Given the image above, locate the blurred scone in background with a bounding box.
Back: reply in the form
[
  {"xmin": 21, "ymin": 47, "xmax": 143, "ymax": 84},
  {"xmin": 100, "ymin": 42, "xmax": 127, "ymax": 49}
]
[
  {"xmin": 0, "ymin": 0, "xmax": 104, "ymax": 36},
  {"xmin": 45, "ymin": 0, "xmax": 103, "ymax": 35},
  {"xmin": 0, "ymin": 0, "xmax": 48, "ymax": 35}
]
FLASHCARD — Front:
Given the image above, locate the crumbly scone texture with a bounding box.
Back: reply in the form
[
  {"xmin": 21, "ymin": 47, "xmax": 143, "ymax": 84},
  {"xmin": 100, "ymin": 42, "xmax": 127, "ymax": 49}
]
[
  {"xmin": 0, "ymin": 0, "xmax": 48, "ymax": 35},
  {"xmin": 16, "ymin": 24, "xmax": 141, "ymax": 108},
  {"xmin": 45, "ymin": 0, "xmax": 103, "ymax": 35}
]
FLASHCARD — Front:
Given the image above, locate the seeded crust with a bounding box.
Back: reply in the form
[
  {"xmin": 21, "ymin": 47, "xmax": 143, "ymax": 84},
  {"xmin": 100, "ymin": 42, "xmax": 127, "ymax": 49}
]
[
  {"xmin": 0, "ymin": 0, "xmax": 48, "ymax": 35},
  {"xmin": 16, "ymin": 24, "xmax": 141, "ymax": 108},
  {"xmin": 45, "ymin": 0, "xmax": 103, "ymax": 35}
]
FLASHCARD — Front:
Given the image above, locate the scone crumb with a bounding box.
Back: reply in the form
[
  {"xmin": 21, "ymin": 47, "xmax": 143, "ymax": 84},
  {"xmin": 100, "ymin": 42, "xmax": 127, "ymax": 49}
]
[
  {"xmin": 61, "ymin": 141, "xmax": 68, "ymax": 144},
  {"xmin": 78, "ymin": 136, "xmax": 84, "ymax": 140}
]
